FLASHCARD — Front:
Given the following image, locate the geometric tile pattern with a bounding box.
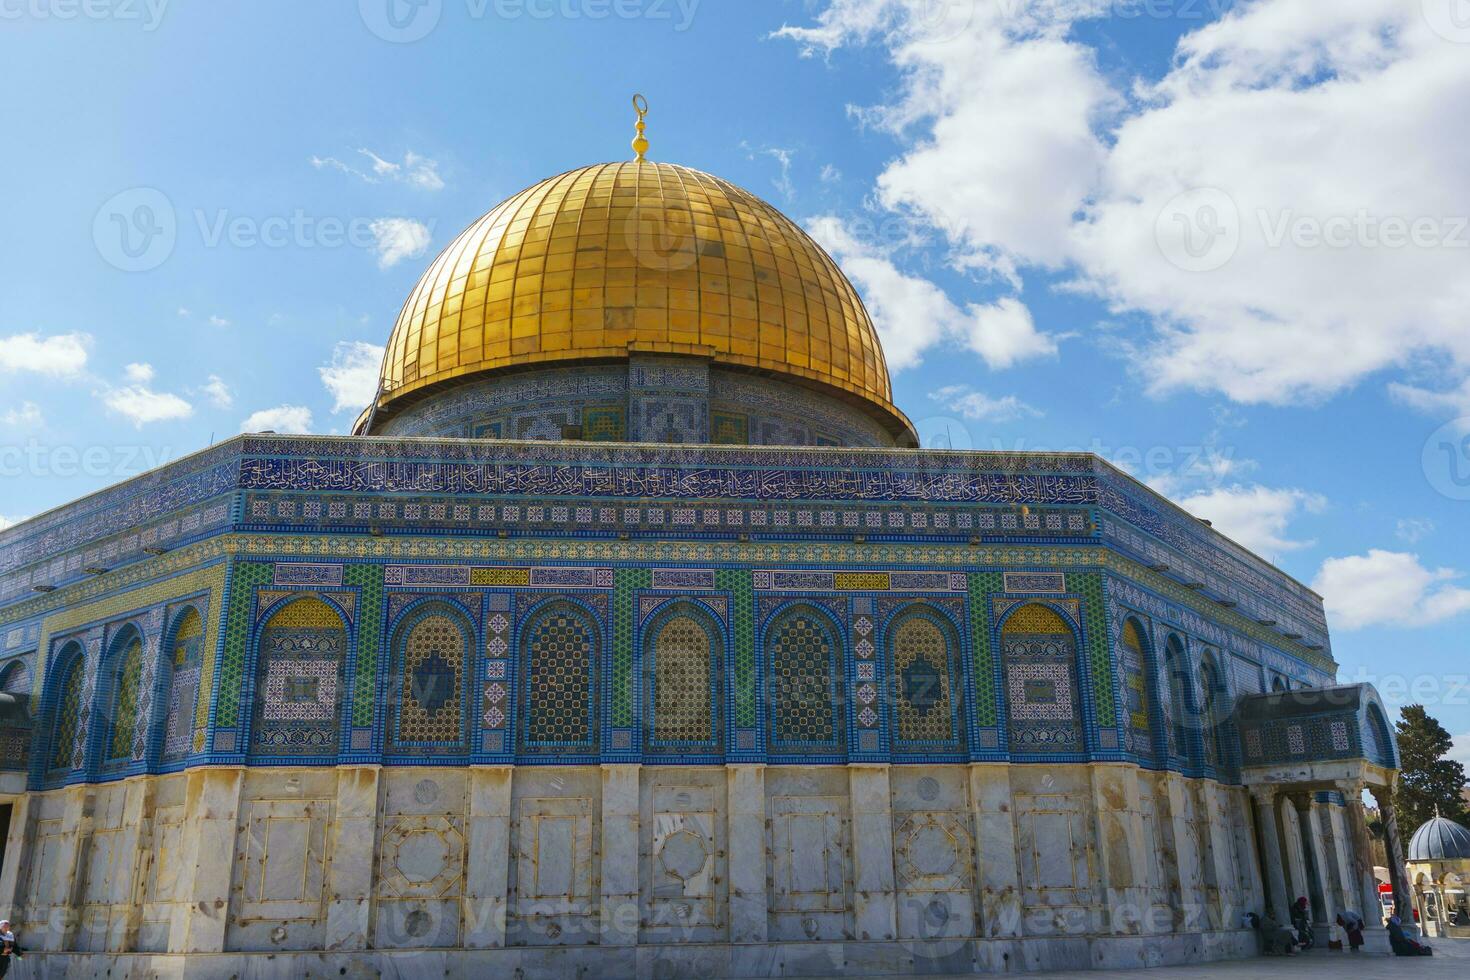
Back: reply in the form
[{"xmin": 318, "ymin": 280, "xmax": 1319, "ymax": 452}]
[
  {"xmin": 162, "ymin": 607, "xmax": 205, "ymax": 761},
  {"xmin": 49, "ymin": 653, "xmax": 85, "ymax": 772},
  {"xmin": 967, "ymin": 571, "xmax": 1004, "ymax": 728},
  {"xmin": 216, "ymin": 562, "xmax": 274, "ymax": 731},
  {"xmin": 345, "ymin": 562, "xmax": 384, "ymax": 729},
  {"xmin": 393, "ymin": 609, "xmax": 466, "ymax": 748},
  {"xmin": 715, "ymin": 568, "xmax": 756, "ymax": 730},
  {"xmin": 1075, "ymin": 573, "xmax": 1117, "ymax": 729},
  {"xmin": 105, "ymin": 636, "xmax": 144, "ymax": 764},
  {"xmin": 612, "ymin": 568, "xmax": 650, "ymax": 728},
  {"xmin": 520, "ymin": 603, "xmax": 597, "ymax": 753},
  {"xmin": 647, "ymin": 609, "xmax": 718, "ymax": 748},
  {"xmin": 767, "ymin": 606, "xmax": 843, "ymax": 753},
  {"xmin": 1117, "ymin": 617, "xmax": 1157, "ymax": 762},
  {"xmin": 891, "ymin": 613, "xmax": 957, "ymax": 746},
  {"xmin": 249, "ymin": 597, "xmax": 346, "ymax": 758},
  {"xmin": 1001, "ymin": 604, "xmax": 1085, "ymax": 755}
]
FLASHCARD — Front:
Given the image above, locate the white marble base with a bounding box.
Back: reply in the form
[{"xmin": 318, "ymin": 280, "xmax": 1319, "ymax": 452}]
[{"xmin": 20, "ymin": 930, "xmax": 1263, "ymax": 979}]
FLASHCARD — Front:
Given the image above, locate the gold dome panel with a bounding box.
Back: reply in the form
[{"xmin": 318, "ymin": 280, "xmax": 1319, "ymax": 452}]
[{"xmin": 374, "ymin": 160, "xmax": 909, "ymax": 438}]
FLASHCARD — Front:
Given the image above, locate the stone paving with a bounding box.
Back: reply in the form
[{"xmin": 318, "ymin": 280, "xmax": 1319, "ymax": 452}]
[{"xmin": 831, "ymin": 937, "xmax": 1470, "ymax": 980}]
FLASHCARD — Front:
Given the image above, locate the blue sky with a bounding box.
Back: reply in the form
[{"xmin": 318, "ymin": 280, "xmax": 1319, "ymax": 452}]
[{"xmin": 1, "ymin": 0, "xmax": 1468, "ymax": 759}]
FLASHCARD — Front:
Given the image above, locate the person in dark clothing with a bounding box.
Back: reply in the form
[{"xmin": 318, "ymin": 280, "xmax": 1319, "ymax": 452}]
[
  {"xmin": 1251, "ymin": 911, "xmax": 1299, "ymax": 955},
  {"xmin": 1291, "ymin": 896, "xmax": 1315, "ymax": 949},
  {"xmin": 0, "ymin": 920, "xmax": 22, "ymax": 978},
  {"xmin": 1336, "ymin": 910, "xmax": 1365, "ymax": 952},
  {"xmin": 1387, "ymin": 915, "xmax": 1433, "ymax": 956}
]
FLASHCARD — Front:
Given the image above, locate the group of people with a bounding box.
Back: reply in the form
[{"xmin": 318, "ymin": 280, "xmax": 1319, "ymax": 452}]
[{"xmin": 1251, "ymin": 898, "xmax": 1434, "ymax": 957}]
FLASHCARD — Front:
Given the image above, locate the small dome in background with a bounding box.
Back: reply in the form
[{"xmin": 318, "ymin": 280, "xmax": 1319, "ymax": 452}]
[{"xmin": 1408, "ymin": 814, "xmax": 1470, "ymax": 862}]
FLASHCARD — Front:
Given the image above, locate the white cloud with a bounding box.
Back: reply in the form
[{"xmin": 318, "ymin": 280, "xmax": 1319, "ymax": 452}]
[
  {"xmin": 177, "ymin": 307, "xmax": 191, "ymax": 317},
  {"xmin": 0, "ymin": 332, "xmax": 89, "ymax": 377},
  {"xmin": 369, "ymin": 218, "xmax": 431, "ymax": 269},
  {"xmin": 319, "ymin": 341, "xmax": 384, "ymax": 414},
  {"xmin": 809, "ymin": 216, "xmax": 1056, "ymax": 370},
  {"xmin": 313, "ymin": 149, "xmax": 444, "ymax": 191},
  {"xmin": 1, "ymin": 402, "xmax": 42, "ymax": 427},
  {"xmin": 1390, "ymin": 376, "xmax": 1470, "ymax": 420},
  {"xmin": 1170, "ymin": 484, "xmax": 1326, "ymax": 558},
  {"xmin": 208, "ymin": 315, "xmax": 231, "ymax": 328},
  {"xmin": 103, "ymin": 385, "xmax": 193, "ymax": 427},
  {"xmin": 778, "ymin": 0, "xmax": 1470, "ymax": 407},
  {"xmin": 931, "ymin": 384, "xmax": 1042, "ymax": 423},
  {"xmin": 1396, "ymin": 518, "xmax": 1436, "ymax": 544},
  {"xmin": 240, "ymin": 405, "xmax": 313, "ymax": 434},
  {"xmin": 820, "ymin": 164, "xmax": 843, "ymax": 183},
  {"xmin": 1313, "ymin": 550, "xmax": 1470, "ymax": 631},
  {"xmin": 124, "ymin": 362, "xmax": 155, "ymax": 384},
  {"xmin": 201, "ymin": 375, "xmax": 233, "ymax": 409}
]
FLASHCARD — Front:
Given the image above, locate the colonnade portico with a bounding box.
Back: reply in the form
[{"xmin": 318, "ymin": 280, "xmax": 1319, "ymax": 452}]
[{"xmin": 1242, "ymin": 768, "xmax": 1403, "ymax": 949}]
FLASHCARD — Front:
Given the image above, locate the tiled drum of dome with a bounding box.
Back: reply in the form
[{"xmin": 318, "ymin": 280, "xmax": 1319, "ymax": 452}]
[
  {"xmin": 521, "ymin": 605, "xmax": 597, "ymax": 754},
  {"xmin": 393, "ymin": 610, "xmax": 467, "ymax": 750},
  {"xmin": 250, "ymin": 597, "xmax": 346, "ymax": 758},
  {"xmin": 647, "ymin": 609, "xmax": 719, "ymax": 751},
  {"xmin": 891, "ymin": 613, "xmax": 960, "ymax": 750},
  {"xmin": 768, "ymin": 608, "xmax": 843, "ymax": 754},
  {"xmin": 1002, "ymin": 604, "xmax": 1086, "ymax": 755}
]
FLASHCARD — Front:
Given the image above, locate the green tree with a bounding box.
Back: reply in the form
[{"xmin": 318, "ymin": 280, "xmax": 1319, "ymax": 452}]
[{"xmin": 1394, "ymin": 704, "xmax": 1469, "ymax": 832}]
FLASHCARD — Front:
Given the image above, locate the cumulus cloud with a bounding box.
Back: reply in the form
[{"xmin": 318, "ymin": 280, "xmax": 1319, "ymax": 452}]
[
  {"xmin": 1314, "ymin": 550, "xmax": 1470, "ymax": 630},
  {"xmin": 809, "ymin": 216, "xmax": 1057, "ymax": 370},
  {"xmin": 124, "ymin": 362, "xmax": 155, "ymax": 384},
  {"xmin": 0, "ymin": 332, "xmax": 89, "ymax": 377},
  {"xmin": 1169, "ymin": 484, "xmax": 1326, "ymax": 558},
  {"xmin": 369, "ymin": 218, "xmax": 432, "ymax": 269},
  {"xmin": 778, "ymin": 0, "xmax": 1470, "ymax": 407},
  {"xmin": 240, "ymin": 405, "xmax": 313, "ymax": 434},
  {"xmin": 1, "ymin": 402, "xmax": 42, "ymax": 427},
  {"xmin": 313, "ymin": 149, "xmax": 445, "ymax": 191},
  {"xmin": 200, "ymin": 375, "xmax": 233, "ymax": 409},
  {"xmin": 319, "ymin": 341, "xmax": 384, "ymax": 413},
  {"xmin": 930, "ymin": 384, "xmax": 1042, "ymax": 423},
  {"xmin": 103, "ymin": 385, "xmax": 193, "ymax": 427}
]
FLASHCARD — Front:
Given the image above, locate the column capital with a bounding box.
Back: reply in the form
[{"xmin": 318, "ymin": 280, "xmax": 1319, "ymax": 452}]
[{"xmin": 1248, "ymin": 784, "xmax": 1279, "ymax": 804}]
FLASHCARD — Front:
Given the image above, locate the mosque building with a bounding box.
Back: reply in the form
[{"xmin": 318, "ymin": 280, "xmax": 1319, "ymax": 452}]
[{"xmin": 0, "ymin": 100, "xmax": 1417, "ymax": 975}]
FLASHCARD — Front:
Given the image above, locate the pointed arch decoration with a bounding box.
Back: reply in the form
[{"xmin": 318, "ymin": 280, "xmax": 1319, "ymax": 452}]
[
  {"xmin": 1164, "ymin": 635, "xmax": 1199, "ymax": 767},
  {"xmin": 644, "ymin": 602, "xmax": 723, "ymax": 753},
  {"xmin": 390, "ymin": 603, "xmax": 471, "ymax": 753},
  {"xmin": 47, "ymin": 644, "xmax": 86, "ymax": 775},
  {"xmin": 889, "ymin": 606, "xmax": 963, "ymax": 752},
  {"xmin": 519, "ymin": 601, "xmax": 599, "ymax": 755},
  {"xmin": 248, "ymin": 596, "xmax": 348, "ymax": 760},
  {"xmin": 1001, "ymin": 603, "xmax": 1085, "ymax": 755},
  {"xmin": 160, "ymin": 607, "xmax": 205, "ymax": 762},
  {"xmin": 766, "ymin": 604, "xmax": 845, "ymax": 756},
  {"xmin": 103, "ymin": 633, "xmax": 145, "ymax": 766},
  {"xmin": 1118, "ymin": 617, "xmax": 1159, "ymax": 762}
]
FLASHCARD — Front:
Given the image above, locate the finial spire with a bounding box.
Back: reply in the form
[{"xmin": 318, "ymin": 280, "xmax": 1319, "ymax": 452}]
[{"xmin": 631, "ymin": 94, "xmax": 650, "ymax": 162}]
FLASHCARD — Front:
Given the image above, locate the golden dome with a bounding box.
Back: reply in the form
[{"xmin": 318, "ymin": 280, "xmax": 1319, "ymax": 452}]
[{"xmin": 368, "ymin": 160, "xmax": 912, "ymax": 441}]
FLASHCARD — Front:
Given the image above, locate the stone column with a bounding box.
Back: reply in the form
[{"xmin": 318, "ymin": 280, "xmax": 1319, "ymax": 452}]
[
  {"xmin": 1089, "ymin": 764, "xmax": 1148, "ymax": 935},
  {"xmin": 848, "ymin": 764, "xmax": 897, "ymax": 942},
  {"xmin": 1279, "ymin": 794, "xmax": 1309, "ymax": 909},
  {"xmin": 600, "ymin": 764, "xmax": 640, "ymax": 946},
  {"xmin": 1369, "ymin": 784, "xmax": 1412, "ymax": 920},
  {"xmin": 727, "ymin": 764, "xmax": 767, "ymax": 943},
  {"xmin": 1327, "ymin": 801, "xmax": 1358, "ymax": 916},
  {"xmin": 0, "ymin": 794, "xmax": 36, "ymax": 923},
  {"xmin": 1162, "ymin": 772, "xmax": 1205, "ymax": 932},
  {"xmin": 968, "ymin": 763, "xmax": 1022, "ymax": 938},
  {"xmin": 324, "ymin": 765, "xmax": 381, "ymax": 951},
  {"xmin": 1340, "ymin": 781, "xmax": 1381, "ymax": 934},
  {"xmin": 1298, "ymin": 797, "xmax": 1337, "ymax": 939},
  {"xmin": 1249, "ymin": 787, "xmax": 1289, "ymax": 918},
  {"xmin": 114, "ymin": 776, "xmax": 157, "ymax": 952},
  {"xmin": 464, "ymin": 765, "xmax": 514, "ymax": 948},
  {"xmin": 175, "ymin": 766, "xmax": 245, "ymax": 954}
]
